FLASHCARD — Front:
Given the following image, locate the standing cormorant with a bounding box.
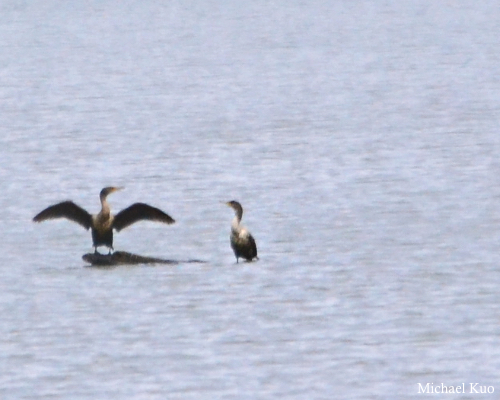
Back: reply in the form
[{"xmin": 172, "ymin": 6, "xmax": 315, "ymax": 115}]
[
  {"xmin": 33, "ymin": 187, "xmax": 175, "ymax": 253},
  {"xmin": 226, "ymin": 200, "xmax": 258, "ymax": 262}
]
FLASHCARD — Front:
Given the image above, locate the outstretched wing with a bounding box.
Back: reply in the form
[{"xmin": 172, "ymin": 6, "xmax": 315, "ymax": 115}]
[
  {"xmin": 112, "ymin": 203, "xmax": 175, "ymax": 232},
  {"xmin": 33, "ymin": 201, "xmax": 92, "ymax": 230}
]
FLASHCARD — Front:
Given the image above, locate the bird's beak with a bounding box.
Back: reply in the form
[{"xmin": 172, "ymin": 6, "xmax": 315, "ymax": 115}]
[{"xmin": 113, "ymin": 187, "xmax": 124, "ymax": 192}]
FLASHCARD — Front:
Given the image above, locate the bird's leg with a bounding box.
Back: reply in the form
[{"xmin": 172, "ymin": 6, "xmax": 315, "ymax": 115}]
[{"xmin": 94, "ymin": 247, "xmax": 98, "ymax": 254}]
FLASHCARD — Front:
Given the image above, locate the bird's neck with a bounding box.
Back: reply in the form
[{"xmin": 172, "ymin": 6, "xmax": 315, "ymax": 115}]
[
  {"xmin": 100, "ymin": 197, "xmax": 111, "ymax": 216},
  {"xmin": 231, "ymin": 215, "xmax": 242, "ymax": 232}
]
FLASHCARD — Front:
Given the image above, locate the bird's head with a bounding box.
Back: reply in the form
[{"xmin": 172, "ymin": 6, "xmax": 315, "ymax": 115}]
[
  {"xmin": 226, "ymin": 200, "xmax": 243, "ymax": 215},
  {"xmin": 100, "ymin": 186, "xmax": 123, "ymax": 200}
]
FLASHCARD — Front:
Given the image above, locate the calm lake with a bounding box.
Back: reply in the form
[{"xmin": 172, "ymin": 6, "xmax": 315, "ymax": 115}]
[{"xmin": 1, "ymin": 1, "xmax": 499, "ymax": 399}]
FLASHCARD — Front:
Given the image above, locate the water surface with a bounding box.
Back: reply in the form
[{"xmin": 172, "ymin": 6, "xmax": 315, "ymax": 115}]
[{"xmin": 1, "ymin": 1, "xmax": 500, "ymax": 399}]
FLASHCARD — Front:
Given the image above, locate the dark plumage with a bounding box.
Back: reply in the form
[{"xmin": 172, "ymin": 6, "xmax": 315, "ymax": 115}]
[
  {"xmin": 33, "ymin": 187, "xmax": 175, "ymax": 253},
  {"xmin": 226, "ymin": 200, "xmax": 258, "ymax": 263}
]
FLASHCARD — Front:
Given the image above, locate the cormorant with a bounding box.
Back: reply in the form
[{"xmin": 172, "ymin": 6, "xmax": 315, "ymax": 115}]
[
  {"xmin": 226, "ymin": 200, "xmax": 258, "ymax": 263},
  {"xmin": 33, "ymin": 187, "xmax": 175, "ymax": 253}
]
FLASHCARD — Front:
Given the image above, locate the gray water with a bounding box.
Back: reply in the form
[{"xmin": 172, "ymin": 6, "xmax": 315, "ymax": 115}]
[{"xmin": 1, "ymin": 1, "xmax": 499, "ymax": 399}]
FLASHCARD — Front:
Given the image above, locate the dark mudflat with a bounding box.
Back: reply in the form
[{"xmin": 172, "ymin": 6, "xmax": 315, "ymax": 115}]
[{"xmin": 82, "ymin": 251, "xmax": 205, "ymax": 267}]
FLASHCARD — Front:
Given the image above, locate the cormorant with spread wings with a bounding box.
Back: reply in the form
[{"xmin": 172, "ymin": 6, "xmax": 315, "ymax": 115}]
[{"xmin": 33, "ymin": 187, "xmax": 175, "ymax": 253}]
